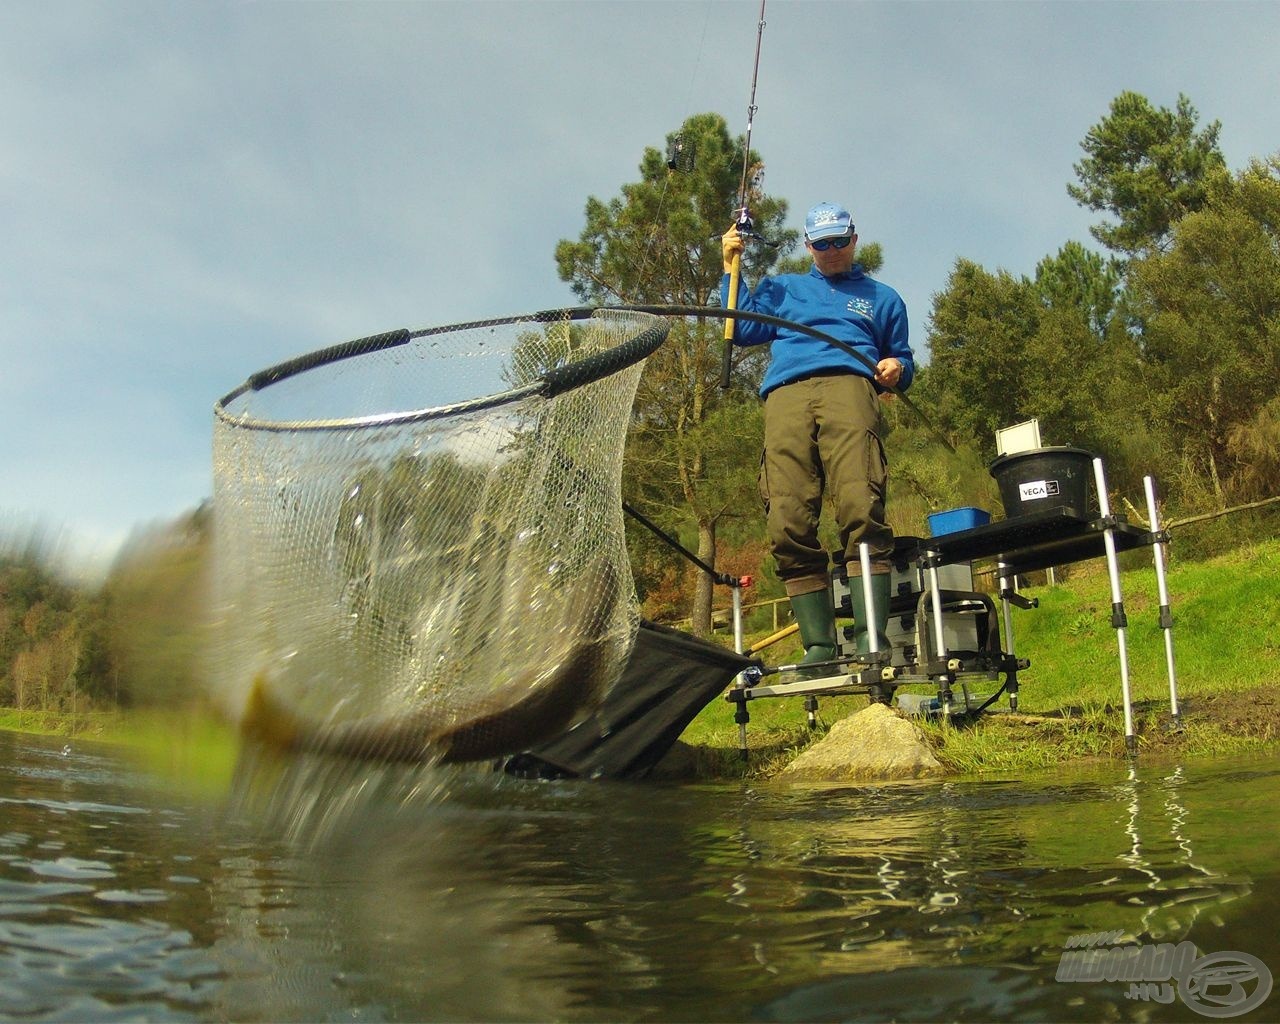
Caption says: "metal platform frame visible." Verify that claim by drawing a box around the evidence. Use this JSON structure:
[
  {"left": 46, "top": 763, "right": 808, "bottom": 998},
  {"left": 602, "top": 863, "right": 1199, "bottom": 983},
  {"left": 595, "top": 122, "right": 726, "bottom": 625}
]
[{"left": 726, "top": 463, "right": 1181, "bottom": 757}]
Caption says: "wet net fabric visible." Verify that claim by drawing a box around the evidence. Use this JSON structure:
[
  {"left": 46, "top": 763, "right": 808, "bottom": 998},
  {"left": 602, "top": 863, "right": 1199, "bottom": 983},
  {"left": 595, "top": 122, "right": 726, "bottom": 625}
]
[{"left": 210, "top": 309, "right": 667, "bottom": 762}]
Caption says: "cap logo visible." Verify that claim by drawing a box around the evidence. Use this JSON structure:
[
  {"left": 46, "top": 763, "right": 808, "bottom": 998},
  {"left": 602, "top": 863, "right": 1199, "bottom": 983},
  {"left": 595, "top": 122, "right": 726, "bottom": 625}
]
[{"left": 812, "top": 210, "right": 841, "bottom": 227}]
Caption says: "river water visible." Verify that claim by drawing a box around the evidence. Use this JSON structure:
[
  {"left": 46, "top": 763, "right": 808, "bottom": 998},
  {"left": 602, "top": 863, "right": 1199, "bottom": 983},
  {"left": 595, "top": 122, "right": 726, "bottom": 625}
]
[{"left": 1, "top": 727, "right": 1276, "bottom": 1022}]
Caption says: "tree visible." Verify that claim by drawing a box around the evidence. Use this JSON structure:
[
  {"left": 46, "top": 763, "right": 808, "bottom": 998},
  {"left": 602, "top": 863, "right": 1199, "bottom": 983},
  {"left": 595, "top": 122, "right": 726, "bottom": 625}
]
[
  {"left": 1026, "top": 241, "right": 1161, "bottom": 489},
  {"left": 1068, "top": 91, "right": 1227, "bottom": 258},
  {"left": 920, "top": 258, "right": 1040, "bottom": 452},
  {"left": 1129, "top": 155, "right": 1280, "bottom": 505},
  {"left": 0, "top": 555, "right": 94, "bottom": 710},
  {"left": 1032, "top": 240, "right": 1122, "bottom": 341},
  {"left": 556, "top": 113, "right": 795, "bottom": 634},
  {"left": 1226, "top": 396, "right": 1280, "bottom": 502},
  {"left": 920, "top": 248, "right": 1154, "bottom": 495}
]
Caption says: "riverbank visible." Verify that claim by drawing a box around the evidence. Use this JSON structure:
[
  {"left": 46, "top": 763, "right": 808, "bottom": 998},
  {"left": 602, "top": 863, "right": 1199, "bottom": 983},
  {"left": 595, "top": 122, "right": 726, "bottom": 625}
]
[
  {"left": 675, "top": 535, "right": 1280, "bottom": 779},
  {"left": 5, "top": 537, "right": 1277, "bottom": 785},
  {"left": 665, "top": 681, "right": 1280, "bottom": 782},
  {"left": 5, "top": 678, "right": 1276, "bottom": 789}
]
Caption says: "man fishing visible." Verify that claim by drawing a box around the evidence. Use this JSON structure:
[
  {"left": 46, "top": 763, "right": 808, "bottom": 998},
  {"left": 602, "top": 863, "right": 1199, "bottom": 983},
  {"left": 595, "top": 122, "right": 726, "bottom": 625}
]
[{"left": 721, "top": 200, "right": 914, "bottom": 671}]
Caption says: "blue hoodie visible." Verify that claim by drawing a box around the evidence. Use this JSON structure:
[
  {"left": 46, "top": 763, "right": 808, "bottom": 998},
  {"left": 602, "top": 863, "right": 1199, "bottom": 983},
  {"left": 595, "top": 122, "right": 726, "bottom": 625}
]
[{"left": 721, "top": 265, "right": 913, "bottom": 398}]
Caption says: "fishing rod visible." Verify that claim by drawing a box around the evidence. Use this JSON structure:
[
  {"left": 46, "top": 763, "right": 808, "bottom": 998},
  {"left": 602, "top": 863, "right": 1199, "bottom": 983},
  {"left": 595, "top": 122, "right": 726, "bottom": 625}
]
[{"left": 721, "top": 0, "right": 769, "bottom": 390}]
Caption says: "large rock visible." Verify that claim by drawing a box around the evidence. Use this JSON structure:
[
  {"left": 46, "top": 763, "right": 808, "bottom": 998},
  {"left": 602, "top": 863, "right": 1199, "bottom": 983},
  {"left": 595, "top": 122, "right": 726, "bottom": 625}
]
[{"left": 778, "top": 702, "right": 947, "bottom": 782}]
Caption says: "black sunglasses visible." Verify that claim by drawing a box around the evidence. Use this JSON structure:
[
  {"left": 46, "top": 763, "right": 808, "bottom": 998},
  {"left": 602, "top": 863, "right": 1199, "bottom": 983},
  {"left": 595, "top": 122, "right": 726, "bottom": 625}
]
[{"left": 808, "top": 235, "right": 853, "bottom": 251}]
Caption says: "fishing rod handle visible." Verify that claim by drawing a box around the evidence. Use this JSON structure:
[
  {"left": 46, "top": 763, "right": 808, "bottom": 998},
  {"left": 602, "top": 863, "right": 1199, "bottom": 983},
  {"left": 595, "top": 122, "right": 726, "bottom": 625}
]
[
  {"left": 720, "top": 253, "right": 741, "bottom": 389},
  {"left": 723, "top": 253, "right": 742, "bottom": 343}
]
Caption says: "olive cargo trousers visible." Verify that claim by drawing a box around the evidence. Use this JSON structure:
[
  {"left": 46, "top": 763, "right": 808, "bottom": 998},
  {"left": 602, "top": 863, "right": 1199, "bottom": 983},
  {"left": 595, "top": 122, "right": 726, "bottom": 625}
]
[{"left": 759, "top": 372, "right": 892, "bottom": 597}]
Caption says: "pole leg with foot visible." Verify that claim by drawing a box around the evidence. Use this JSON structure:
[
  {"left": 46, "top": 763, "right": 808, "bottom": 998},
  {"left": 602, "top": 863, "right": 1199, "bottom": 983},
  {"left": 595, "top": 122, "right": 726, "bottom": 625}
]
[
  {"left": 731, "top": 688, "right": 751, "bottom": 762},
  {"left": 998, "top": 560, "right": 1020, "bottom": 711},
  {"left": 1144, "top": 475, "right": 1182, "bottom": 731},
  {"left": 922, "top": 549, "right": 955, "bottom": 720},
  {"left": 1093, "top": 458, "right": 1137, "bottom": 755}
]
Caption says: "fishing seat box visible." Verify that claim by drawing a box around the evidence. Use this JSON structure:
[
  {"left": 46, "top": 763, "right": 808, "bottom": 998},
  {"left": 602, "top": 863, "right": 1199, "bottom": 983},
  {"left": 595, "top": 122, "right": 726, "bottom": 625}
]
[{"left": 831, "top": 558, "right": 980, "bottom": 667}]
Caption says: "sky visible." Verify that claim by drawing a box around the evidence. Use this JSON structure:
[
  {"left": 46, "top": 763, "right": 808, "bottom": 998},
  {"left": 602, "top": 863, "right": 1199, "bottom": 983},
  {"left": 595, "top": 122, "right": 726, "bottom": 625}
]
[{"left": 3, "top": 0, "right": 1278, "bottom": 571}]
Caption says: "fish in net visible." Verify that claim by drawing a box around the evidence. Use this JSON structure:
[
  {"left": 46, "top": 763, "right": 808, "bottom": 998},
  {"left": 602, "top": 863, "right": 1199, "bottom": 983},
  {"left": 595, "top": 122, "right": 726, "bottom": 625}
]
[{"left": 209, "top": 308, "right": 669, "bottom": 763}]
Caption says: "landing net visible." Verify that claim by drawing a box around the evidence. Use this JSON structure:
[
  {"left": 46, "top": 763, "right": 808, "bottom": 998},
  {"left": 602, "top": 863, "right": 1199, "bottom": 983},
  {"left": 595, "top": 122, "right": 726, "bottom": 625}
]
[{"left": 210, "top": 308, "right": 668, "bottom": 763}]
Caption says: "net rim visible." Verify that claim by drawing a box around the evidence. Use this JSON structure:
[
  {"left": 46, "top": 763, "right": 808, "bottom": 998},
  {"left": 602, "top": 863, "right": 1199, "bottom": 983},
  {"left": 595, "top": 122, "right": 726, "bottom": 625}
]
[{"left": 213, "top": 307, "right": 668, "bottom": 434}]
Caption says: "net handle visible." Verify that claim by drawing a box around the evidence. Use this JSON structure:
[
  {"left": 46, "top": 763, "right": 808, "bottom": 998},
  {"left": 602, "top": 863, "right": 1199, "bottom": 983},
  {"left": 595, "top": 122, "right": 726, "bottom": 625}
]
[{"left": 250, "top": 329, "right": 413, "bottom": 392}]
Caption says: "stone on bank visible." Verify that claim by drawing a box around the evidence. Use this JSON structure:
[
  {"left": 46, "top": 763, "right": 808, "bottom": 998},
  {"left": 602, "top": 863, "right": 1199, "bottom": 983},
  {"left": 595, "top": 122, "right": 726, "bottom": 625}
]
[{"left": 778, "top": 702, "right": 946, "bottom": 782}]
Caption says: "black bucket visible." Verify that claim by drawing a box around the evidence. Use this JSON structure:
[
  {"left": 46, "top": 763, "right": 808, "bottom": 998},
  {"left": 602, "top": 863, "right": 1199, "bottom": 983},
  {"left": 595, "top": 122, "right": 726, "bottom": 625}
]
[{"left": 988, "top": 446, "right": 1097, "bottom": 519}]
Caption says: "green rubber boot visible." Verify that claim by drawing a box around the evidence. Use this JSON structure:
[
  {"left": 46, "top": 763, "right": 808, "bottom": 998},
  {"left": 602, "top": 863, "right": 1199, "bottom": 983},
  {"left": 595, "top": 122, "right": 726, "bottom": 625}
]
[
  {"left": 789, "top": 588, "right": 838, "bottom": 676},
  {"left": 848, "top": 572, "right": 892, "bottom": 657}
]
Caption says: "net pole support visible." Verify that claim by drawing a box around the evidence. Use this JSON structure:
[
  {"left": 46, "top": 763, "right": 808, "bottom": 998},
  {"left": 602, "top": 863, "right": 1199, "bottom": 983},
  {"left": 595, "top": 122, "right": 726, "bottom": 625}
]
[
  {"left": 1144, "top": 475, "right": 1181, "bottom": 728},
  {"left": 728, "top": 582, "right": 750, "bottom": 692}
]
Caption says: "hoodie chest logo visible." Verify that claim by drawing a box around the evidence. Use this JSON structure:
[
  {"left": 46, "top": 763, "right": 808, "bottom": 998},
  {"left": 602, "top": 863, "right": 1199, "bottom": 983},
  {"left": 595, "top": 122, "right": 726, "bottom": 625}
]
[{"left": 846, "top": 296, "right": 874, "bottom": 320}]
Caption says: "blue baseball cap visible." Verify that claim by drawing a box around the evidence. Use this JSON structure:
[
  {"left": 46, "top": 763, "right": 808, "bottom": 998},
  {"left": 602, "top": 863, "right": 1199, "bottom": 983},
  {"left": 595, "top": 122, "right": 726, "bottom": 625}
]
[{"left": 804, "top": 202, "right": 855, "bottom": 241}]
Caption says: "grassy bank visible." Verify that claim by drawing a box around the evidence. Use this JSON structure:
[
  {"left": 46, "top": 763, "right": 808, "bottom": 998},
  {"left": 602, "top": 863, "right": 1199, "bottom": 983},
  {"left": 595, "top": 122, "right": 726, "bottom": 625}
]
[
  {"left": 5, "top": 536, "right": 1276, "bottom": 785},
  {"left": 0, "top": 704, "right": 241, "bottom": 801},
  {"left": 0, "top": 708, "right": 120, "bottom": 738},
  {"left": 677, "top": 535, "right": 1280, "bottom": 778}
]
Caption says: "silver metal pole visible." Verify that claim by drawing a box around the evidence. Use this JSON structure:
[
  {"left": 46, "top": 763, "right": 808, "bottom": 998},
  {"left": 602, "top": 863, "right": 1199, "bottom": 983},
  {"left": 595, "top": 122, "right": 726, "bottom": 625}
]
[
  {"left": 1144, "top": 475, "right": 1181, "bottom": 726},
  {"left": 924, "top": 548, "right": 951, "bottom": 718},
  {"left": 858, "top": 542, "right": 879, "bottom": 656},
  {"left": 998, "top": 561, "right": 1017, "bottom": 658},
  {"left": 998, "top": 559, "right": 1019, "bottom": 711},
  {"left": 729, "top": 583, "right": 747, "bottom": 695},
  {"left": 732, "top": 584, "right": 744, "bottom": 656},
  {"left": 1093, "top": 458, "right": 1136, "bottom": 753},
  {"left": 927, "top": 558, "right": 948, "bottom": 662}
]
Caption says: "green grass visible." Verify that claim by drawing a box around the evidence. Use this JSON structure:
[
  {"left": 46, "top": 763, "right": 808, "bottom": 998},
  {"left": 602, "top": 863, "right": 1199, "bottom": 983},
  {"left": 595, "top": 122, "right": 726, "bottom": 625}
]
[
  {"left": 0, "top": 704, "right": 241, "bottom": 801},
  {"left": 94, "top": 707, "right": 242, "bottom": 801},
  {"left": 1006, "top": 541, "right": 1280, "bottom": 710},
  {"left": 0, "top": 707, "right": 121, "bottom": 738}
]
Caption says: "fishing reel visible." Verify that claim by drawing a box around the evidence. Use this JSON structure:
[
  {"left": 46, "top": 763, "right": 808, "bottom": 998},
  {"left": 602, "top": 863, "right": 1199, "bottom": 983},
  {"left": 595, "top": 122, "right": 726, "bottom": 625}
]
[{"left": 719, "top": 210, "right": 780, "bottom": 250}]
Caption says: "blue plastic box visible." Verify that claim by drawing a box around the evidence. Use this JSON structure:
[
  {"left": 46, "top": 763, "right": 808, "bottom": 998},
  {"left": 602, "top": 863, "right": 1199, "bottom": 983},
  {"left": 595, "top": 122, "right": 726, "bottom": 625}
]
[{"left": 927, "top": 507, "right": 991, "bottom": 536}]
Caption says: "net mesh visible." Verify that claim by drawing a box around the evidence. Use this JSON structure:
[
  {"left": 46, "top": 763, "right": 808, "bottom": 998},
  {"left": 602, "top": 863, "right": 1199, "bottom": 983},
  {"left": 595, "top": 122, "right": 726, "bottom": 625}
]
[{"left": 209, "top": 308, "right": 667, "bottom": 763}]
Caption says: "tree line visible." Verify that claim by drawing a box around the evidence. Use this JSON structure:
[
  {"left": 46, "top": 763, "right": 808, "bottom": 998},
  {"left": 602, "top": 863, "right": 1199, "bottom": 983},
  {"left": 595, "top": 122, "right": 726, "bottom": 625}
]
[{"left": 0, "top": 510, "right": 207, "bottom": 714}]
